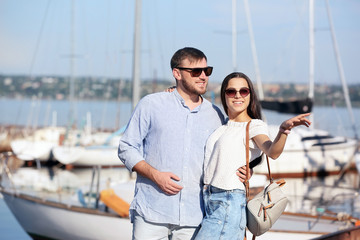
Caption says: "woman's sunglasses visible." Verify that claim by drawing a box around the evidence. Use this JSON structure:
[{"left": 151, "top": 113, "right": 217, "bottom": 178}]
[
  {"left": 225, "top": 87, "right": 250, "bottom": 98},
  {"left": 176, "top": 66, "right": 213, "bottom": 77}
]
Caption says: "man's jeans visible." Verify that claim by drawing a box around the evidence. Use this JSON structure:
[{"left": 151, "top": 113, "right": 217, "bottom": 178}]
[
  {"left": 195, "top": 185, "right": 246, "bottom": 240},
  {"left": 132, "top": 211, "right": 199, "bottom": 240}
]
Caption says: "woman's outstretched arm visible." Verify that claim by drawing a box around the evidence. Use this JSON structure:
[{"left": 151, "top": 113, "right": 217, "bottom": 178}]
[{"left": 253, "top": 113, "right": 311, "bottom": 159}]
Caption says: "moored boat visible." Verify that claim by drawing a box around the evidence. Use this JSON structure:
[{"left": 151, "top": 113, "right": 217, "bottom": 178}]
[
  {"left": 52, "top": 128, "right": 124, "bottom": 167},
  {"left": 10, "top": 127, "right": 66, "bottom": 161},
  {"left": 254, "top": 126, "right": 358, "bottom": 178},
  {"left": 52, "top": 144, "right": 122, "bottom": 167},
  {"left": 1, "top": 184, "right": 133, "bottom": 240}
]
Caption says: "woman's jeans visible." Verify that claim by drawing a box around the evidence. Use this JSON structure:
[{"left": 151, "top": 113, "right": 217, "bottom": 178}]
[{"left": 195, "top": 185, "right": 247, "bottom": 240}]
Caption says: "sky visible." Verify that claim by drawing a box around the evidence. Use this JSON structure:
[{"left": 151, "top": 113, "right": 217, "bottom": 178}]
[{"left": 0, "top": 0, "right": 359, "bottom": 86}]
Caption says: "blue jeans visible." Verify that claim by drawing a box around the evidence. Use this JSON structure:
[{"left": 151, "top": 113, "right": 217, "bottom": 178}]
[{"left": 195, "top": 185, "right": 246, "bottom": 240}]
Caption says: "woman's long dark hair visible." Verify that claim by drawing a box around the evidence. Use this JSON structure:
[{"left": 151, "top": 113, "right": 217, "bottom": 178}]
[{"left": 220, "top": 72, "right": 262, "bottom": 120}]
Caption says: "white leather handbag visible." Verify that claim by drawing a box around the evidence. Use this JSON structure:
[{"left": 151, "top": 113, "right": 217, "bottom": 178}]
[{"left": 244, "top": 121, "right": 288, "bottom": 239}]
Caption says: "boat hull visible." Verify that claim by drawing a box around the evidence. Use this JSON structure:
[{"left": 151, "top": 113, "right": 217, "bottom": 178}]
[
  {"left": 2, "top": 191, "right": 132, "bottom": 240},
  {"left": 11, "top": 140, "right": 56, "bottom": 161},
  {"left": 10, "top": 127, "right": 65, "bottom": 161},
  {"left": 52, "top": 145, "right": 123, "bottom": 166}
]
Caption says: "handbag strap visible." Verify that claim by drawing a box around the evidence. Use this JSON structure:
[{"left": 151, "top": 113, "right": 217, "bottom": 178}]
[
  {"left": 245, "top": 121, "right": 251, "bottom": 199},
  {"left": 265, "top": 155, "right": 273, "bottom": 184},
  {"left": 245, "top": 120, "right": 271, "bottom": 240}
]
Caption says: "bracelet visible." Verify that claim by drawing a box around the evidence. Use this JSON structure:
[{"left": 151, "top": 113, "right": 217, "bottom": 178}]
[{"left": 279, "top": 127, "right": 291, "bottom": 135}]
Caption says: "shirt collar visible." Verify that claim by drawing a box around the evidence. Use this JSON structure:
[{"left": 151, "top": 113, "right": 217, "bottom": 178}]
[{"left": 173, "top": 88, "right": 203, "bottom": 112}]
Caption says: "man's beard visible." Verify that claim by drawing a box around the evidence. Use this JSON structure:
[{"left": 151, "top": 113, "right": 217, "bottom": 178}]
[{"left": 182, "top": 79, "right": 207, "bottom": 95}]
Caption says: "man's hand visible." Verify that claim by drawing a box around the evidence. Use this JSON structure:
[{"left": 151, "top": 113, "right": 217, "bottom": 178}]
[
  {"left": 133, "top": 160, "right": 183, "bottom": 195},
  {"left": 236, "top": 165, "right": 253, "bottom": 183},
  {"left": 153, "top": 171, "right": 183, "bottom": 195}
]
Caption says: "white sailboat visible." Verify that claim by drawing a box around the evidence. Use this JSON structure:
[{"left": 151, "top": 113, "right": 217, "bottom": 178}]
[
  {"left": 241, "top": 0, "right": 359, "bottom": 177},
  {"left": 256, "top": 126, "right": 358, "bottom": 177},
  {"left": 52, "top": 144, "right": 120, "bottom": 166},
  {"left": 10, "top": 126, "right": 66, "bottom": 162},
  {"left": 52, "top": 127, "right": 125, "bottom": 167},
  {"left": 9, "top": 1, "right": 80, "bottom": 165},
  {"left": 49, "top": 0, "right": 137, "bottom": 168},
  {"left": 1, "top": 180, "right": 134, "bottom": 240}
]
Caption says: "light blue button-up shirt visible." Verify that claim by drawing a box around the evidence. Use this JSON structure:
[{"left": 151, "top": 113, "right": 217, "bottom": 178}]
[{"left": 118, "top": 89, "right": 224, "bottom": 226}]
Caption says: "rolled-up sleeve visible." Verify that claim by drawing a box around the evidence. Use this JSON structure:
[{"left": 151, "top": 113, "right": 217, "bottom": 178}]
[{"left": 118, "top": 97, "right": 150, "bottom": 171}]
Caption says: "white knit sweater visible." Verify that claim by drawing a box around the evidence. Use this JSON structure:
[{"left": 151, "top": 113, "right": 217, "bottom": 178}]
[{"left": 203, "top": 119, "right": 268, "bottom": 190}]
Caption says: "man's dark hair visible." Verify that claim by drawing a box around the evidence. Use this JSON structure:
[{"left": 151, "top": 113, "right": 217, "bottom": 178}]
[{"left": 170, "top": 47, "right": 207, "bottom": 69}]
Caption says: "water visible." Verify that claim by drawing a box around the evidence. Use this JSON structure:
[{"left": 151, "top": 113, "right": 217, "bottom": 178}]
[
  {"left": 0, "top": 98, "right": 133, "bottom": 131},
  {"left": 0, "top": 196, "right": 31, "bottom": 240},
  {"left": 1, "top": 98, "right": 360, "bottom": 138}
]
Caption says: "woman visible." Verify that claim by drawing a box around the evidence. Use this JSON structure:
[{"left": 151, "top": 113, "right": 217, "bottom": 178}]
[{"left": 195, "top": 72, "right": 311, "bottom": 240}]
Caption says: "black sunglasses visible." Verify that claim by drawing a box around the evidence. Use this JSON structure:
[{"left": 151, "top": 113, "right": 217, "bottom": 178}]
[
  {"left": 176, "top": 66, "right": 213, "bottom": 77},
  {"left": 225, "top": 87, "right": 250, "bottom": 98}
]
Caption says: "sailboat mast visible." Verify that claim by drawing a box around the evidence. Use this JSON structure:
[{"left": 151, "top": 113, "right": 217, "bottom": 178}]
[
  {"left": 308, "top": 0, "right": 315, "bottom": 100},
  {"left": 325, "top": 0, "right": 358, "bottom": 139},
  {"left": 69, "top": 0, "right": 76, "bottom": 124},
  {"left": 132, "top": 0, "right": 142, "bottom": 110},
  {"left": 308, "top": 0, "right": 315, "bottom": 128},
  {"left": 243, "top": 0, "right": 264, "bottom": 100},
  {"left": 232, "top": 0, "right": 237, "bottom": 72}
]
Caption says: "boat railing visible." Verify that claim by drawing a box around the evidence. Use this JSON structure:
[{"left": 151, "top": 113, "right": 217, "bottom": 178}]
[
  {"left": 0, "top": 152, "right": 18, "bottom": 195},
  {"left": 87, "top": 165, "right": 101, "bottom": 208}
]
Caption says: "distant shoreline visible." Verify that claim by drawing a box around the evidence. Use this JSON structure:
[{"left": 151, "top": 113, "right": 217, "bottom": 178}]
[
  {"left": 1, "top": 75, "right": 360, "bottom": 108},
  {"left": 1, "top": 96, "right": 359, "bottom": 108}
]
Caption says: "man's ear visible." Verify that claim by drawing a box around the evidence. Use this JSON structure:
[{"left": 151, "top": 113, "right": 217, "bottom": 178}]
[{"left": 172, "top": 68, "right": 181, "bottom": 81}]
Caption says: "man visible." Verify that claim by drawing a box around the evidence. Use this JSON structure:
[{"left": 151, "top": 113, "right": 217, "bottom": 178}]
[
  {"left": 118, "top": 47, "right": 224, "bottom": 239},
  {"left": 118, "top": 47, "right": 253, "bottom": 239}
]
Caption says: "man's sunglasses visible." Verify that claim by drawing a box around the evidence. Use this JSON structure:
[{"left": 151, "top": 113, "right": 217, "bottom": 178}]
[
  {"left": 225, "top": 87, "right": 250, "bottom": 98},
  {"left": 176, "top": 66, "right": 213, "bottom": 77}
]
